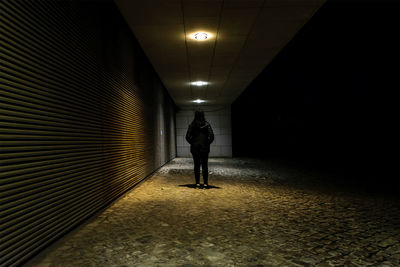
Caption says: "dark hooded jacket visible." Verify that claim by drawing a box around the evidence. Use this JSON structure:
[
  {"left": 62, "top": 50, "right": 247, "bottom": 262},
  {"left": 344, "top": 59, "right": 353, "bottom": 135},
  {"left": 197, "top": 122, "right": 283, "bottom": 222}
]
[{"left": 185, "top": 120, "right": 214, "bottom": 154}]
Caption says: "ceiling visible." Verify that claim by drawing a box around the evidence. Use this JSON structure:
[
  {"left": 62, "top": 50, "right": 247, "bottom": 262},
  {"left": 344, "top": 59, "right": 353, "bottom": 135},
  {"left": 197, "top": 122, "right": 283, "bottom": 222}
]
[{"left": 115, "top": 0, "right": 326, "bottom": 108}]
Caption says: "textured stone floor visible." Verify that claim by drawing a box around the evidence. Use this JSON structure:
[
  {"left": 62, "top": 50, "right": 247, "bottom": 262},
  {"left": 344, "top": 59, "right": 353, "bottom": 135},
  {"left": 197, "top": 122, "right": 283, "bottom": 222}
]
[{"left": 27, "top": 158, "right": 400, "bottom": 267}]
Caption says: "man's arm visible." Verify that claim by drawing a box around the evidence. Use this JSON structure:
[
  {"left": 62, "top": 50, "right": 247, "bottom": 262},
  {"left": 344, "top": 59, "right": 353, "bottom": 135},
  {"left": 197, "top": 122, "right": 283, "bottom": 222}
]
[
  {"left": 208, "top": 124, "right": 214, "bottom": 144},
  {"left": 185, "top": 125, "right": 193, "bottom": 144}
]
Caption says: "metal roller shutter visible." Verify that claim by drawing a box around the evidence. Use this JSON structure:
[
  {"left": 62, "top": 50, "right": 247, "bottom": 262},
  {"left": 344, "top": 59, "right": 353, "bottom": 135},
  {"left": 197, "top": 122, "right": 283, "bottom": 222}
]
[{"left": 0, "top": 1, "right": 176, "bottom": 265}]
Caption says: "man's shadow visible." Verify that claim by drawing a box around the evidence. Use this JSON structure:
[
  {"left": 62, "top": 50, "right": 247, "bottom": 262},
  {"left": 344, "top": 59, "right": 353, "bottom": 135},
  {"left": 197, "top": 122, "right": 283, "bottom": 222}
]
[{"left": 178, "top": 184, "right": 222, "bottom": 189}]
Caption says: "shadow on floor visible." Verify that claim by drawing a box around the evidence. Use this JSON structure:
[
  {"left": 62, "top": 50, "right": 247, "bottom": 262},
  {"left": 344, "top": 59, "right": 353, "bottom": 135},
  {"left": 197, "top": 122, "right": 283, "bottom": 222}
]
[{"left": 178, "top": 184, "right": 222, "bottom": 189}]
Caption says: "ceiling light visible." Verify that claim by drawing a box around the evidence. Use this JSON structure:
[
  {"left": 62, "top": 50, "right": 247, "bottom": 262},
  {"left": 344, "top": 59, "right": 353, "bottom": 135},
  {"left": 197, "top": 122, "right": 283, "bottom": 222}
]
[
  {"left": 189, "top": 32, "right": 212, "bottom": 41},
  {"left": 194, "top": 32, "right": 208, "bottom": 40},
  {"left": 192, "top": 99, "right": 206, "bottom": 104},
  {"left": 191, "top": 81, "right": 208, "bottom": 86}
]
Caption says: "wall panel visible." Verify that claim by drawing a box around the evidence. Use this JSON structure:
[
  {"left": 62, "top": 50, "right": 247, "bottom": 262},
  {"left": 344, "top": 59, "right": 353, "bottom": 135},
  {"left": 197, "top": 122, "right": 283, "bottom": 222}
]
[{"left": 0, "top": 1, "right": 176, "bottom": 266}]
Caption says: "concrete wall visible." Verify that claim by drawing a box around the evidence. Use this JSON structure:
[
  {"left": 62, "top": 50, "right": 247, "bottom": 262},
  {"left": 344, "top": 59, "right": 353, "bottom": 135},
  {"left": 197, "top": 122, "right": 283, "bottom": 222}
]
[
  {"left": 176, "top": 106, "right": 232, "bottom": 157},
  {"left": 232, "top": 1, "right": 398, "bottom": 191}
]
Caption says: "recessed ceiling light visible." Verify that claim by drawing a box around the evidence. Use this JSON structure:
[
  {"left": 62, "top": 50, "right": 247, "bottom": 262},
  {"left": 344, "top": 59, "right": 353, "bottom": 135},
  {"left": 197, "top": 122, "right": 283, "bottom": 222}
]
[
  {"left": 194, "top": 32, "right": 208, "bottom": 40},
  {"left": 192, "top": 99, "right": 206, "bottom": 103},
  {"left": 191, "top": 81, "right": 208, "bottom": 86},
  {"left": 189, "top": 32, "right": 212, "bottom": 41}
]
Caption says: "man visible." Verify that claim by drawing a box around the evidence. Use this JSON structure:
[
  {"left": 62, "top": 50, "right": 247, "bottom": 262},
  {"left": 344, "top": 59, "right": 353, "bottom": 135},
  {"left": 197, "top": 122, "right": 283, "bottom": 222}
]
[{"left": 185, "top": 111, "right": 214, "bottom": 189}]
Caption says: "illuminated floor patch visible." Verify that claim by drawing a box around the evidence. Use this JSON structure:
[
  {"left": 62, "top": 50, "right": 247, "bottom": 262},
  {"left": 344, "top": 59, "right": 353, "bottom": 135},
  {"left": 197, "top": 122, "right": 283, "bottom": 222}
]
[{"left": 28, "top": 158, "right": 400, "bottom": 266}]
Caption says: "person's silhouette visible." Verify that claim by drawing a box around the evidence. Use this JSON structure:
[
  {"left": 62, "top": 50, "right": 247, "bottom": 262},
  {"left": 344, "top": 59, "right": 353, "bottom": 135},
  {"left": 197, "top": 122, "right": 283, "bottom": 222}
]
[{"left": 185, "top": 111, "right": 214, "bottom": 188}]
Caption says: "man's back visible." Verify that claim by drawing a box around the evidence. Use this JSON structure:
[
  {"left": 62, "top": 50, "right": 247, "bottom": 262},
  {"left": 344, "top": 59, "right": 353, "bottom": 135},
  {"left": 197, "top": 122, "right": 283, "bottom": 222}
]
[{"left": 186, "top": 121, "right": 214, "bottom": 154}]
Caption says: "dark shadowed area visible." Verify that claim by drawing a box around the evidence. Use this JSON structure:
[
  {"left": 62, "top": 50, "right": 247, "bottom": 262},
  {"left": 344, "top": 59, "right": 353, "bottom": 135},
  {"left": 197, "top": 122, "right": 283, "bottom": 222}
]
[{"left": 232, "top": 0, "right": 399, "bottom": 193}]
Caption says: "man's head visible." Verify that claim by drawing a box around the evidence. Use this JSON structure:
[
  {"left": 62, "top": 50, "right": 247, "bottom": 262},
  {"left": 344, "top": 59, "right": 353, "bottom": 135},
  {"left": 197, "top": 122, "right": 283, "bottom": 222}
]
[{"left": 194, "top": 110, "right": 205, "bottom": 121}]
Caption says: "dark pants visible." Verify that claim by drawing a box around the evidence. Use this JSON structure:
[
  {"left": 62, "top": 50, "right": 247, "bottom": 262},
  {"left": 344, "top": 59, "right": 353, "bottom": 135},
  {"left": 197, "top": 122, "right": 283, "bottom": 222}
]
[{"left": 192, "top": 152, "right": 209, "bottom": 185}]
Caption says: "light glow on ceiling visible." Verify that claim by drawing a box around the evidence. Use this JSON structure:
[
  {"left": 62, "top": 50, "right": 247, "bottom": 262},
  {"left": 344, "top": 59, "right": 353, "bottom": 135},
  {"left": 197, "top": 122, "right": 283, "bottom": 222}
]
[
  {"left": 194, "top": 32, "right": 208, "bottom": 40},
  {"left": 192, "top": 99, "right": 206, "bottom": 104},
  {"left": 191, "top": 81, "right": 208, "bottom": 86},
  {"left": 189, "top": 32, "right": 212, "bottom": 41}
]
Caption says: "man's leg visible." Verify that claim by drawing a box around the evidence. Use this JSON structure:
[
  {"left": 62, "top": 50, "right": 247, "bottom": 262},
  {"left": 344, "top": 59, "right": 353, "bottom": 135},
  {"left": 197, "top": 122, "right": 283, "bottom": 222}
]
[
  {"left": 192, "top": 153, "right": 201, "bottom": 185},
  {"left": 201, "top": 152, "right": 209, "bottom": 185}
]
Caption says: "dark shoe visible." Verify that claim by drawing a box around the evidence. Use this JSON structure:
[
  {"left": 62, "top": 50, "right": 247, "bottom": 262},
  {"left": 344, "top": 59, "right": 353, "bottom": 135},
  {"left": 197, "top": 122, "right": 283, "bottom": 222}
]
[
  {"left": 203, "top": 184, "right": 209, "bottom": 189},
  {"left": 195, "top": 184, "right": 201, "bottom": 189}
]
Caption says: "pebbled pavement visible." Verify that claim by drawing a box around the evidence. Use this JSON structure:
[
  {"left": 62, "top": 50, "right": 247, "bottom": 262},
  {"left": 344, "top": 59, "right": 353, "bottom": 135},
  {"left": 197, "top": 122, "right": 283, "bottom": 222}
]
[{"left": 28, "top": 158, "right": 400, "bottom": 267}]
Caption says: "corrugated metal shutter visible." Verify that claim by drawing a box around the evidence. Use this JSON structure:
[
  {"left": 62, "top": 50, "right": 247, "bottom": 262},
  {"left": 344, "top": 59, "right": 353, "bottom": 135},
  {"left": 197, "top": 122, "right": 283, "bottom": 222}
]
[{"left": 0, "top": 1, "right": 176, "bottom": 266}]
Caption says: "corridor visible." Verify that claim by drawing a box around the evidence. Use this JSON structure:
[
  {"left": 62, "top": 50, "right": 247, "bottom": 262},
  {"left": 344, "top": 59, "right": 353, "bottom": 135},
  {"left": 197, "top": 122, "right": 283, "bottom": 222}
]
[
  {"left": 28, "top": 158, "right": 400, "bottom": 267},
  {"left": 2, "top": 0, "right": 400, "bottom": 265}
]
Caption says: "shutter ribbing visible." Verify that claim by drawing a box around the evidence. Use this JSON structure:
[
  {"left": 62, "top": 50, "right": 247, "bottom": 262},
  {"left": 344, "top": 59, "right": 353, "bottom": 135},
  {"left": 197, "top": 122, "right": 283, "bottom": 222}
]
[{"left": 0, "top": 1, "right": 176, "bottom": 266}]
